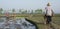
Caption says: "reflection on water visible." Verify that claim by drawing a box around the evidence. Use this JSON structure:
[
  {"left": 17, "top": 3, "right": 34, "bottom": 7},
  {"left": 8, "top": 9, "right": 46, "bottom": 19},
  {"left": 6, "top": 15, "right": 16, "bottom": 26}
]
[{"left": 0, "top": 17, "right": 36, "bottom": 29}]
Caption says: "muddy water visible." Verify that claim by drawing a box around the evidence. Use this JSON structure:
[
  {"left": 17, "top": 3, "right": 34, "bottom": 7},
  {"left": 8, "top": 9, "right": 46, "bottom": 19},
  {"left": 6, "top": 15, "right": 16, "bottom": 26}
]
[
  {"left": 0, "top": 18, "right": 36, "bottom": 29},
  {"left": 15, "top": 18, "right": 36, "bottom": 29}
]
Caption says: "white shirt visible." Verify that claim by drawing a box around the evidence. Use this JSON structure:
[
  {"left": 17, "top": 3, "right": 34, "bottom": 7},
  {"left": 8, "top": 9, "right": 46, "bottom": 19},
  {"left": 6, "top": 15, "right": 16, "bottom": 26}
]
[{"left": 45, "top": 6, "right": 52, "bottom": 16}]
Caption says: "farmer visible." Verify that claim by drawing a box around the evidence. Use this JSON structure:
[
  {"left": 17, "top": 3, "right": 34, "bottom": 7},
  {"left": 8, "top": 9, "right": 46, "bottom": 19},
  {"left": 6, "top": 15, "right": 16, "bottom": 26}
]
[{"left": 44, "top": 3, "right": 54, "bottom": 24}]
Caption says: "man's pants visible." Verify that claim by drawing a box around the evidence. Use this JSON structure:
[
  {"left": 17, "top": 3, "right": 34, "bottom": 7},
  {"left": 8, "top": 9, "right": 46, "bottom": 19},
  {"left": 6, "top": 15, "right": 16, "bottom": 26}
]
[{"left": 46, "top": 16, "right": 52, "bottom": 24}]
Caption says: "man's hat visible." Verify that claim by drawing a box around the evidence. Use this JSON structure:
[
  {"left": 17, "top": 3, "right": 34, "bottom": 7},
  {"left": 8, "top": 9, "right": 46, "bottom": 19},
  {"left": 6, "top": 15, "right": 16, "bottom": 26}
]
[{"left": 47, "top": 2, "right": 51, "bottom": 6}]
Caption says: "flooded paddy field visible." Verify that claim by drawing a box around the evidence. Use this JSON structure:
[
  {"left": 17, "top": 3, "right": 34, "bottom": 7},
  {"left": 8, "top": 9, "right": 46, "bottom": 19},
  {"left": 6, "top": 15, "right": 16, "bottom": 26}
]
[{"left": 0, "top": 14, "right": 60, "bottom": 29}]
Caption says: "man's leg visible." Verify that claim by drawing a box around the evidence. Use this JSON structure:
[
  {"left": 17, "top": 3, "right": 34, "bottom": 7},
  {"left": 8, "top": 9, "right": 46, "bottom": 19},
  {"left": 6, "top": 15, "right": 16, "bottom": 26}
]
[
  {"left": 44, "top": 15, "right": 47, "bottom": 24},
  {"left": 49, "top": 16, "right": 52, "bottom": 24},
  {"left": 46, "top": 16, "right": 52, "bottom": 24},
  {"left": 46, "top": 16, "right": 52, "bottom": 29}
]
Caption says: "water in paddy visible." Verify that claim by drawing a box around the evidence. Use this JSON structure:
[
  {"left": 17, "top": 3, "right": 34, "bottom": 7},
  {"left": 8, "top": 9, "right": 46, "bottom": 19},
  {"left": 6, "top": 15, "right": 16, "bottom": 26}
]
[{"left": 0, "top": 17, "right": 36, "bottom": 29}]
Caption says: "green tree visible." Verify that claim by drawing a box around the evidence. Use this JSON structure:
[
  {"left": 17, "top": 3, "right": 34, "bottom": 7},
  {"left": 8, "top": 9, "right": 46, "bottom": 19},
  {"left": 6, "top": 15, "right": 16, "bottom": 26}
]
[
  {"left": 35, "top": 9, "right": 42, "bottom": 14},
  {"left": 21, "top": 10, "right": 27, "bottom": 14},
  {"left": 12, "top": 9, "right": 15, "bottom": 13},
  {"left": 19, "top": 9, "right": 22, "bottom": 14},
  {"left": 31, "top": 10, "right": 33, "bottom": 14},
  {"left": 19, "top": 10, "right": 21, "bottom": 12},
  {"left": 12, "top": 9, "right": 16, "bottom": 17},
  {"left": 24, "top": 10, "right": 27, "bottom": 14},
  {"left": 27, "top": 10, "right": 30, "bottom": 14},
  {"left": 0, "top": 8, "right": 3, "bottom": 14}
]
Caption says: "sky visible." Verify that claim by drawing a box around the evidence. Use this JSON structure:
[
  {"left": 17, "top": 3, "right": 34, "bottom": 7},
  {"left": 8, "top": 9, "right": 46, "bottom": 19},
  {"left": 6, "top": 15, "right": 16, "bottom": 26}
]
[{"left": 0, "top": 0, "right": 60, "bottom": 13}]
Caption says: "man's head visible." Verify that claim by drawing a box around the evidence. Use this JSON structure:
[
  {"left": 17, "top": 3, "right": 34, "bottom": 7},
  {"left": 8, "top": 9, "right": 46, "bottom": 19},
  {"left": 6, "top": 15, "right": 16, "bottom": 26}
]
[{"left": 47, "top": 3, "right": 51, "bottom": 6}]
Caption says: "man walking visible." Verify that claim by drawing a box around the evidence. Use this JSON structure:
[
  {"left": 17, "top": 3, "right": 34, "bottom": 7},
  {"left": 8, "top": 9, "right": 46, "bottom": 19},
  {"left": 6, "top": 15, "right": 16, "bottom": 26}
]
[{"left": 44, "top": 3, "right": 54, "bottom": 24}]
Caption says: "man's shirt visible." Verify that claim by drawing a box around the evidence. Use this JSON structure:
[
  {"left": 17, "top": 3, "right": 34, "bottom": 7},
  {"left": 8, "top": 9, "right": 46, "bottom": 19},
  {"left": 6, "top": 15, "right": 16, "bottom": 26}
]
[{"left": 45, "top": 6, "right": 53, "bottom": 16}]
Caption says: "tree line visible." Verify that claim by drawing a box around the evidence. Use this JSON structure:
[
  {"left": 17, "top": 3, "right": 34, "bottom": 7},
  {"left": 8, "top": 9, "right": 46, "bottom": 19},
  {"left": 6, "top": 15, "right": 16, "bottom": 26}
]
[{"left": 0, "top": 8, "right": 42, "bottom": 14}]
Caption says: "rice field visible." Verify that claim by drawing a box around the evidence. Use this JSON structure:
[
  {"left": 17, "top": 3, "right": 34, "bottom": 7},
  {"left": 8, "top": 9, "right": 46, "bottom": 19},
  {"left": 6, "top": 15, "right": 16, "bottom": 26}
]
[
  {"left": 18, "top": 14, "right": 60, "bottom": 29},
  {"left": 0, "top": 14, "right": 60, "bottom": 29}
]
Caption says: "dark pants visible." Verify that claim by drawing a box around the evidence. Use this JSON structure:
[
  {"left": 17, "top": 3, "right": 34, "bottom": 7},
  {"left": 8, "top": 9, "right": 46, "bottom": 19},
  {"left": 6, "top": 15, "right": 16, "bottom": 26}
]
[{"left": 46, "top": 16, "right": 52, "bottom": 24}]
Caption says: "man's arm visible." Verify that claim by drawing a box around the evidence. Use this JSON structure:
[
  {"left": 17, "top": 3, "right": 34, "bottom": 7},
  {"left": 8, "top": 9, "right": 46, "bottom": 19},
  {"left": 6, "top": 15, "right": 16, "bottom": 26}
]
[{"left": 51, "top": 9, "right": 54, "bottom": 16}]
